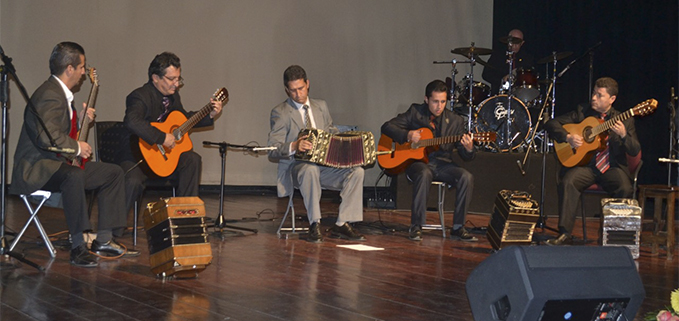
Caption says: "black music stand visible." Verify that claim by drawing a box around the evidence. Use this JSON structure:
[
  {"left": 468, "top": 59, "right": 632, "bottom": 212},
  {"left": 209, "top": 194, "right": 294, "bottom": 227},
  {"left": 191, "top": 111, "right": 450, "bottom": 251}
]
[{"left": 203, "top": 141, "right": 258, "bottom": 238}]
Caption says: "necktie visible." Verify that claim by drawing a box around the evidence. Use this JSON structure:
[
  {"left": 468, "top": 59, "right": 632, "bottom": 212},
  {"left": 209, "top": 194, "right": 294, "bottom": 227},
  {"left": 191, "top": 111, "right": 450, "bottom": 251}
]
[
  {"left": 157, "top": 96, "right": 171, "bottom": 121},
  {"left": 303, "top": 105, "right": 312, "bottom": 129},
  {"left": 68, "top": 101, "right": 78, "bottom": 139},
  {"left": 595, "top": 113, "right": 610, "bottom": 174},
  {"left": 429, "top": 115, "right": 436, "bottom": 130}
]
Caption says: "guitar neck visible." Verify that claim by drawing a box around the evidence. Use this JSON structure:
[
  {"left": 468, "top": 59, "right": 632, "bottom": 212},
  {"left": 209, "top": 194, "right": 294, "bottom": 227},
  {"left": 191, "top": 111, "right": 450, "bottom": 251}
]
[
  {"left": 77, "top": 81, "right": 99, "bottom": 143},
  {"left": 592, "top": 109, "right": 635, "bottom": 136},
  {"left": 177, "top": 101, "right": 213, "bottom": 135},
  {"left": 419, "top": 135, "right": 463, "bottom": 147}
]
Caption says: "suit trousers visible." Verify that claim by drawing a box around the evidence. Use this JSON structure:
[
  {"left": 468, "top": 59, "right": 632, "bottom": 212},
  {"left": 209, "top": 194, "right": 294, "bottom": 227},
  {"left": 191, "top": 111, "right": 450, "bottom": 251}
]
[
  {"left": 291, "top": 161, "right": 364, "bottom": 223},
  {"left": 557, "top": 166, "right": 632, "bottom": 234},
  {"left": 405, "top": 159, "right": 473, "bottom": 227},
  {"left": 120, "top": 151, "right": 201, "bottom": 212},
  {"left": 41, "top": 161, "right": 126, "bottom": 235}
]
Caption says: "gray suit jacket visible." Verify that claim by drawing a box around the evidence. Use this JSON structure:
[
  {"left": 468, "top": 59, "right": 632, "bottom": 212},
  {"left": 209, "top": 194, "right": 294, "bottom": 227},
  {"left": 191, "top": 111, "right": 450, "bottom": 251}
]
[
  {"left": 10, "top": 76, "right": 79, "bottom": 195},
  {"left": 267, "top": 97, "right": 338, "bottom": 197}
]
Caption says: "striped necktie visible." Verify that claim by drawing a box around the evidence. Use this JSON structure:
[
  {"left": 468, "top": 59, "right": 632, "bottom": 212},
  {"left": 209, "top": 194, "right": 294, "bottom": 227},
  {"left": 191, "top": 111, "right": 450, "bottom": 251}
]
[
  {"left": 303, "top": 105, "right": 312, "bottom": 129},
  {"left": 157, "top": 96, "right": 171, "bottom": 121},
  {"left": 595, "top": 113, "right": 610, "bottom": 173}
]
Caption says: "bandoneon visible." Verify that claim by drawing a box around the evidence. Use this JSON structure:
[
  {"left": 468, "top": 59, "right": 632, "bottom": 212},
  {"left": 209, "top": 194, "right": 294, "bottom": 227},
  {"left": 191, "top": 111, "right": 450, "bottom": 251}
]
[
  {"left": 143, "top": 197, "right": 212, "bottom": 278},
  {"left": 487, "top": 190, "right": 540, "bottom": 250},
  {"left": 601, "top": 198, "right": 641, "bottom": 259},
  {"left": 294, "top": 128, "right": 376, "bottom": 168}
]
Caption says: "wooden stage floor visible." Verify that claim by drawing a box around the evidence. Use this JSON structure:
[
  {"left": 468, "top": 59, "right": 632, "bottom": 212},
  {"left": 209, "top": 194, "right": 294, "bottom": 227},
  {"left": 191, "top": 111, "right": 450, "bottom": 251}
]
[{"left": 0, "top": 191, "right": 676, "bottom": 320}]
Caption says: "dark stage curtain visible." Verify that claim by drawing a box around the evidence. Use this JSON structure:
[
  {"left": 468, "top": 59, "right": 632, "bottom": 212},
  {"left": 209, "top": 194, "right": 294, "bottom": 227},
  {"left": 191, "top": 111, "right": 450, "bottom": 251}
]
[{"left": 490, "top": 0, "right": 678, "bottom": 185}]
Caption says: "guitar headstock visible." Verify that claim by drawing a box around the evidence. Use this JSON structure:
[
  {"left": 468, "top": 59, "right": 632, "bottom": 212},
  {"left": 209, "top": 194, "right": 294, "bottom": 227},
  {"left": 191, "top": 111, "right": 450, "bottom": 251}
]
[
  {"left": 213, "top": 87, "right": 229, "bottom": 104},
  {"left": 88, "top": 67, "right": 98, "bottom": 86},
  {"left": 473, "top": 132, "right": 497, "bottom": 144},
  {"left": 632, "top": 98, "right": 658, "bottom": 117}
]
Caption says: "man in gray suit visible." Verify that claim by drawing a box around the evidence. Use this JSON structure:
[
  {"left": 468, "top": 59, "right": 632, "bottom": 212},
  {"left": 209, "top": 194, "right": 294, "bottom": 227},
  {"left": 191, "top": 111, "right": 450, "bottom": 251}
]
[
  {"left": 10, "top": 42, "right": 138, "bottom": 267},
  {"left": 268, "top": 65, "right": 365, "bottom": 243}
]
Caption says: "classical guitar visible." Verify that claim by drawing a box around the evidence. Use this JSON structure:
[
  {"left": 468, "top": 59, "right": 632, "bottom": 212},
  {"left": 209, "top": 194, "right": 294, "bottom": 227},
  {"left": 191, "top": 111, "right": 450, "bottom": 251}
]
[
  {"left": 377, "top": 127, "right": 496, "bottom": 175},
  {"left": 139, "top": 87, "right": 229, "bottom": 177},
  {"left": 554, "top": 98, "right": 657, "bottom": 167},
  {"left": 71, "top": 67, "right": 98, "bottom": 169}
]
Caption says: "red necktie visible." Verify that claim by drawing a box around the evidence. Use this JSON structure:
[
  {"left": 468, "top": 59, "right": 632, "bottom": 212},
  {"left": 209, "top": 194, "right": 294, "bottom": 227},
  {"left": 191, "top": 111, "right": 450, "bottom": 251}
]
[
  {"left": 429, "top": 115, "right": 436, "bottom": 130},
  {"left": 595, "top": 113, "right": 610, "bottom": 173}
]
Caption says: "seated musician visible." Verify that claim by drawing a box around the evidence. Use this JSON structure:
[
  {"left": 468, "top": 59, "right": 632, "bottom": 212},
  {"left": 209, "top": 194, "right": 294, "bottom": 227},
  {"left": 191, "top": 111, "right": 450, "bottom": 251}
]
[
  {"left": 267, "top": 65, "right": 366, "bottom": 243},
  {"left": 381, "top": 80, "right": 477, "bottom": 242},
  {"left": 121, "top": 52, "right": 223, "bottom": 227},
  {"left": 544, "top": 77, "right": 640, "bottom": 245},
  {"left": 482, "top": 29, "right": 535, "bottom": 95},
  {"left": 10, "top": 42, "right": 139, "bottom": 268}
]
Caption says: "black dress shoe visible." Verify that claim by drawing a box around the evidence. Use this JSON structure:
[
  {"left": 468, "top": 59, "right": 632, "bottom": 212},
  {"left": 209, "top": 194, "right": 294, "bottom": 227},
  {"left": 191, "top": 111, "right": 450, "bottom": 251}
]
[
  {"left": 450, "top": 227, "right": 478, "bottom": 242},
  {"left": 307, "top": 222, "right": 323, "bottom": 243},
  {"left": 91, "top": 239, "right": 141, "bottom": 257},
  {"left": 408, "top": 225, "right": 422, "bottom": 241},
  {"left": 330, "top": 223, "right": 367, "bottom": 241},
  {"left": 70, "top": 244, "right": 98, "bottom": 268},
  {"left": 545, "top": 233, "right": 573, "bottom": 246}
]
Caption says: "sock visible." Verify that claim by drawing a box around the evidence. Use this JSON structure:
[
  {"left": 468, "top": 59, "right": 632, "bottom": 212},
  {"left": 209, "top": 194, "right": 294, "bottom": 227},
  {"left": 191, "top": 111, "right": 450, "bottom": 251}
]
[
  {"left": 336, "top": 221, "right": 345, "bottom": 227},
  {"left": 453, "top": 224, "right": 462, "bottom": 230}
]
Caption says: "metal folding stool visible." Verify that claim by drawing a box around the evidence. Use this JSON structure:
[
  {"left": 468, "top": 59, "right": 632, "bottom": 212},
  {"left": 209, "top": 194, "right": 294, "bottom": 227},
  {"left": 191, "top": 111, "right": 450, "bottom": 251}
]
[{"left": 10, "top": 190, "right": 57, "bottom": 257}]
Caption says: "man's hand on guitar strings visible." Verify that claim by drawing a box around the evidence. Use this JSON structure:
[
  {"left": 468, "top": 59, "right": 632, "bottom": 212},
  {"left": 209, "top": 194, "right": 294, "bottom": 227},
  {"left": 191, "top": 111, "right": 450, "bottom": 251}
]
[
  {"left": 610, "top": 120, "right": 626, "bottom": 138},
  {"left": 209, "top": 98, "right": 223, "bottom": 118}
]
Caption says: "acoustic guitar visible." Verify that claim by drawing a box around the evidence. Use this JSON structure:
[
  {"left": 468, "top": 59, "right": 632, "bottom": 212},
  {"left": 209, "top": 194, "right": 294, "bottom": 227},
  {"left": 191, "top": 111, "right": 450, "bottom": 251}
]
[
  {"left": 139, "top": 87, "right": 229, "bottom": 177},
  {"left": 377, "top": 127, "right": 496, "bottom": 175},
  {"left": 554, "top": 99, "right": 657, "bottom": 167},
  {"left": 71, "top": 67, "right": 98, "bottom": 169}
]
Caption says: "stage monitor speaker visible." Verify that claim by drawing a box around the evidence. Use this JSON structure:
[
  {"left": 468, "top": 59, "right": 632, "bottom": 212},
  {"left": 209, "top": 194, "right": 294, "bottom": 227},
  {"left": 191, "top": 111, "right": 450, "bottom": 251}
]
[{"left": 466, "top": 246, "right": 645, "bottom": 321}]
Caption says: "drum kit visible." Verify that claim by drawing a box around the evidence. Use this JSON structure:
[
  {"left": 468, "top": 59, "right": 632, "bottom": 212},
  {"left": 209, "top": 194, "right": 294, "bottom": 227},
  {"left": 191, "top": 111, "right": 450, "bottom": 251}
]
[{"left": 435, "top": 37, "right": 572, "bottom": 153}]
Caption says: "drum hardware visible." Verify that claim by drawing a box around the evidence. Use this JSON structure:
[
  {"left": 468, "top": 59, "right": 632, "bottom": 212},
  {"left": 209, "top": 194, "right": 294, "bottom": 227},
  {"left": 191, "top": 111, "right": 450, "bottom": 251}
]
[
  {"left": 536, "top": 51, "right": 572, "bottom": 65},
  {"left": 449, "top": 42, "right": 491, "bottom": 132},
  {"left": 475, "top": 95, "right": 530, "bottom": 152}
]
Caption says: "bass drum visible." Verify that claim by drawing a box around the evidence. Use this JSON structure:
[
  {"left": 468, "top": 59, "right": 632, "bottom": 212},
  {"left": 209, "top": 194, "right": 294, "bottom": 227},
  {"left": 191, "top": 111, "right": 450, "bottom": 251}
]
[{"left": 475, "top": 95, "right": 531, "bottom": 152}]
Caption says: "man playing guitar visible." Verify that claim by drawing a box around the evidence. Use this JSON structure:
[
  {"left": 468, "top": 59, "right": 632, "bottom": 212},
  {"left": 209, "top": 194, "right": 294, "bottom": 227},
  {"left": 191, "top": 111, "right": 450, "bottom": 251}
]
[
  {"left": 381, "top": 80, "right": 477, "bottom": 242},
  {"left": 544, "top": 77, "right": 641, "bottom": 246},
  {"left": 122, "top": 52, "right": 223, "bottom": 221}
]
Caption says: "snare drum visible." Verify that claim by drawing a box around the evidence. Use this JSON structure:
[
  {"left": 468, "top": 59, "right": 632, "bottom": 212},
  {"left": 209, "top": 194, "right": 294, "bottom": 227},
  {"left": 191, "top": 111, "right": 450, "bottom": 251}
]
[
  {"left": 455, "top": 76, "right": 491, "bottom": 106},
  {"left": 475, "top": 95, "right": 531, "bottom": 152},
  {"left": 512, "top": 68, "right": 540, "bottom": 104}
]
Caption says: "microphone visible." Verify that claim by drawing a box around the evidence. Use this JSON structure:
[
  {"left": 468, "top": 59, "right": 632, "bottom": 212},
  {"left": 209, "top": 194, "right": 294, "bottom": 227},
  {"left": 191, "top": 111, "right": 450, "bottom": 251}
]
[
  {"left": 44, "top": 146, "right": 76, "bottom": 154},
  {"left": 516, "top": 159, "right": 526, "bottom": 176},
  {"left": 252, "top": 146, "right": 277, "bottom": 151}
]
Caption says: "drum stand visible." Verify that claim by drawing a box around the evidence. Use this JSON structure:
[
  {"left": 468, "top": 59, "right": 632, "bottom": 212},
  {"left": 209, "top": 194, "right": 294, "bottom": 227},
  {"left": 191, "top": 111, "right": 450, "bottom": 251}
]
[
  {"left": 203, "top": 141, "right": 259, "bottom": 238},
  {"left": 503, "top": 42, "right": 520, "bottom": 152}
]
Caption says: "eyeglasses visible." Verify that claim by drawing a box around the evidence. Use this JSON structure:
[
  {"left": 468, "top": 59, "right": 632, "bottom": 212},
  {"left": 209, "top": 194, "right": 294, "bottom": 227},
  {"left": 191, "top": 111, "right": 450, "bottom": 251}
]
[{"left": 163, "top": 75, "right": 184, "bottom": 86}]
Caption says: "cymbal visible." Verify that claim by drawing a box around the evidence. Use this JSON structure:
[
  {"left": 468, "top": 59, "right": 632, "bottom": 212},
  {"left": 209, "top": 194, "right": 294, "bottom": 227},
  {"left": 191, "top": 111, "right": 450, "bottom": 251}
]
[
  {"left": 451, "top": 46, "right": 492, "bottom": 57},
  {"left": 475, "top": 56, "right": 493, "bottom": 69},
  {"left": 537, "top": 51, "right": 573, "bottom": 64},
  {"left": 499, "top": 36, "right": 524, "bottom": 44}
]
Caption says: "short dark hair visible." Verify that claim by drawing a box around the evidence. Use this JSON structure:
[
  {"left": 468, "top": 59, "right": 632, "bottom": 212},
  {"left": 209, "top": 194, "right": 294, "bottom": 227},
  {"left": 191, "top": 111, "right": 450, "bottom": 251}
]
[
  {"left": 595, "top": 77, "right": 618, "bottom": 97},
  {"left": 148, "top": 52, "right": 181, "bottom": 82},
  {"left": 425, "top": 79, "right": 449, "bottom": 98},
  {"left": 49, "top": 42, "right": 85, "bottom": 76},
  {"left": 283, "top": 65, "right": 307, "bottom": 87}
]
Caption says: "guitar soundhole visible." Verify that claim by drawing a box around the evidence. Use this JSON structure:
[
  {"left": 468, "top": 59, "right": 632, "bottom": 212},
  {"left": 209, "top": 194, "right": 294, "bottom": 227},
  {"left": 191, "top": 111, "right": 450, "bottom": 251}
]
[{"left": 583, "top": 127, "right": 595, "bottom": 143}]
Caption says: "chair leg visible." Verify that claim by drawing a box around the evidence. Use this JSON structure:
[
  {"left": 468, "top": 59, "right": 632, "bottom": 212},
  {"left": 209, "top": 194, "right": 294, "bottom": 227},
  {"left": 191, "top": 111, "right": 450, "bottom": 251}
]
[
  {"left": 11, "top": 195, "right": 57, "bottom": 258},
  {"left": 133, "top": 200, "right": 139, "bottom": 246},
  {"left": 438, "top": 183, "right": 446, "bottom": 238},
  {"left": 277, "top": 193, "right": 308, "bottom": 238},
  {"left": 580, "top": 194, "right": 587, "bottom": 242}
]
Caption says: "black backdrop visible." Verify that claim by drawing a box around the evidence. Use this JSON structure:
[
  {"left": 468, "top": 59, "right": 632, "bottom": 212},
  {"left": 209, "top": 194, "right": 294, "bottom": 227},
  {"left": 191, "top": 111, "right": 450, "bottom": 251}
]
[{"left": 490, "top": 0, "right": 679, "bottom": 185}]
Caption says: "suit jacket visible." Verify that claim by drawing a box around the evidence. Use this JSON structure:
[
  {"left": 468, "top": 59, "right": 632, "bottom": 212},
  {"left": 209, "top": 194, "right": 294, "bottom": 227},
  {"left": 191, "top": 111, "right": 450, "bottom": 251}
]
[
  {"left": 381, "top": 103, "right": 475, "bottom": 163},
  {"left": 544, "top": 104, "right": 641, "bottom": 178},
  {"left": 267, "top": 97, "right": 338, "bottom": 197},
  {"left": 122, "top": 81, "right": 214, "bottom": 163},
  {"left": 11, "top": 76, "right": 80, "bottom": 195}
]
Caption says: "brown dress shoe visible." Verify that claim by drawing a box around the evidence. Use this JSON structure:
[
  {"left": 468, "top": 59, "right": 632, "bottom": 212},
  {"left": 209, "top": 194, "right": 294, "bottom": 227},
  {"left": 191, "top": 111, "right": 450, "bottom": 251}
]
[{"left": 545, "top": 233, "right": 573, "bottom": 246}]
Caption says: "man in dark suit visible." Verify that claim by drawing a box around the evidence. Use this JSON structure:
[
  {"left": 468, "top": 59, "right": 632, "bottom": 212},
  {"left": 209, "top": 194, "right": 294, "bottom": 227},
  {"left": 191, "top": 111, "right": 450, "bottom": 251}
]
[
  {"left": 268, "top": 65, "right": 365, "bottom": 243},
  {"left": 122, "top": 52, "right": 223, "bottom": 218},
  {"left": 381, "top": 80, "right": 477, "bottom": 241},
  {"left": 482, "top": 29, "right": 536, "bottom": 96},
  {"left": 544, "top": 77, "right": 640, "bottom": 245},
  {"left": 11, "top": 42, "right": 139, "bottom": 267}
]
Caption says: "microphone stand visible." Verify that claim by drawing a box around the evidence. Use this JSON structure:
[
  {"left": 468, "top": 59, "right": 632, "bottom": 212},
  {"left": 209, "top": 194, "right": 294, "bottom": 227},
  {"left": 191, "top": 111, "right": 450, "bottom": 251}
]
[
  {"left": 0, "top": 47, "right": 44, "bottom": 271},
  {"left": 203, "top": 141, "right": 259, "bottom": 238}
]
